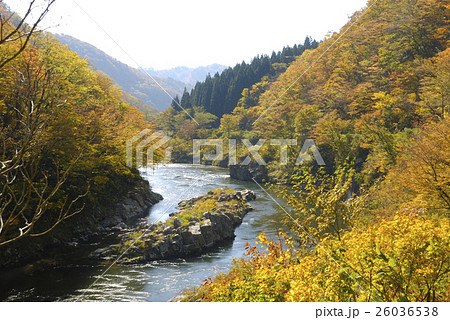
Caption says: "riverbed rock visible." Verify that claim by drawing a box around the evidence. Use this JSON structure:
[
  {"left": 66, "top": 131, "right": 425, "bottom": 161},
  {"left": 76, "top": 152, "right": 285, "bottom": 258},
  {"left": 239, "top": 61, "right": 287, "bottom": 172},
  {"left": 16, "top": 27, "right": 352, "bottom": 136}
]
[
  {"left": 96, "top": 189, "right": 256, "bottom": 263},
  {"left": 229, "top": 160, "right": 268, "bottom": 182},
  {"left": 172, "top": 218, "right": 182, "bottom": 229}
]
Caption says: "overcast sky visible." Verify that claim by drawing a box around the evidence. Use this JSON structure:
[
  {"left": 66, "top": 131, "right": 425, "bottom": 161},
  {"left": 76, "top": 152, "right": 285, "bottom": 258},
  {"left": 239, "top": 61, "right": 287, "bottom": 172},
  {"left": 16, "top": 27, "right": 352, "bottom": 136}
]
[{"left": 7, "top": 0, "right": 368, "bottom": 70}]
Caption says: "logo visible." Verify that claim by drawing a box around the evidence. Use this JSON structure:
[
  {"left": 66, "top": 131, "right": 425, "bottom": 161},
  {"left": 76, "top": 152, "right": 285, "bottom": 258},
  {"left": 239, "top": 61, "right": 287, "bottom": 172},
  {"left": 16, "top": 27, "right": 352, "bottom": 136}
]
[
  {"left": 126, "top": 130, "right": 172, "bottom": 168},
  {"left": 125, "top": 132, "right": 325, "bottom": 167},
  {"left": 193, "top": 138, "right": 325, "bottom": 166}
]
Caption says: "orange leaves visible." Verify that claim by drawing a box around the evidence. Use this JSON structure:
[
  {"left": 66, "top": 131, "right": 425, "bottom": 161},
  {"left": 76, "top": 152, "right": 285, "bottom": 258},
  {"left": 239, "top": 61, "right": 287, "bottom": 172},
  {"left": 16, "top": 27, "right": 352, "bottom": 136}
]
[
  {"left": 248, "top": 0, "right": 448, "bottom": 161},
  {"left": 366, "top": 116, "right": 450, "bottom": 217}
]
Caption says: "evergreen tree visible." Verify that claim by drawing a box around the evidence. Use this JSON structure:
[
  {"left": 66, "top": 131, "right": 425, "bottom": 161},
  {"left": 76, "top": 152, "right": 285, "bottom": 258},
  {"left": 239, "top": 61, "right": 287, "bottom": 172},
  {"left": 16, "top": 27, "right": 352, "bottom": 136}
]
[
  {"left": 180, "top": 88, "right": 192, "bottom": 109},
  {"left": 171, "top": 95, "right": 180, "bottom": 109},
  {"left": 174, "top": 37, "right": 319, "bottom": 119}
]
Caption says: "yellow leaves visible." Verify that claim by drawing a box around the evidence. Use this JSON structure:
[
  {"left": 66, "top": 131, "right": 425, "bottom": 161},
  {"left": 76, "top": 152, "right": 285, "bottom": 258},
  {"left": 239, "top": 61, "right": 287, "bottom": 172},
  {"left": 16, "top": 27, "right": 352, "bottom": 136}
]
[
  {"left": 194, "top": 232, "right": 297, "bottom": 302},
  {"left": 419, "top": 48, "right": 450, "bottom": 119},
  {"left": 193, "top": 211, "right": 449, "bottom": 302},
  {"left": 372, "top": 92, "right": 394, "bottom": 110},
  {"left": 379, "top": 117, "right": 450, "bottom": 216},
  {"left": 218, "top": 113, "right": 240, "bottom": 139},
  {"left": 336, "top": 212, "right": 450, "bottom": 301},
  {"left": 256, "top": 232, "right": 270, "bottom": 246},
  {"left": 92, "top": 175, "right": 110, "bottom": 187},
  {"left": 174, "top": 0, "right": 450, "bottom": 303}
]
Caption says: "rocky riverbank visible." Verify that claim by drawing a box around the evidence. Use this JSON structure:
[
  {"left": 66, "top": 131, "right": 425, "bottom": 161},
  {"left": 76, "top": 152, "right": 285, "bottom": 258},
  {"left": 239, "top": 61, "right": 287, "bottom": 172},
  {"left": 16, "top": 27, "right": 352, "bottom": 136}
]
[
  {"left": 0, "top": 179, "right": 162, "bottom": 270},
  {"left": 92, "top": 188, "right": 256, "bottom": 263}
]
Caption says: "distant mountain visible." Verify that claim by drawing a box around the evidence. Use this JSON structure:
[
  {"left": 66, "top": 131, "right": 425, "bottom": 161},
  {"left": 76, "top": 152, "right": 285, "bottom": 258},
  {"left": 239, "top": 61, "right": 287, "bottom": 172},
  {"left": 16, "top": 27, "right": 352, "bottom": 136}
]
[
  {"left": 145, "top": 64, "right": 227, "bottom": 86},
  {"left": 54, "top": 34, "right": 187, "bottom": 112}
]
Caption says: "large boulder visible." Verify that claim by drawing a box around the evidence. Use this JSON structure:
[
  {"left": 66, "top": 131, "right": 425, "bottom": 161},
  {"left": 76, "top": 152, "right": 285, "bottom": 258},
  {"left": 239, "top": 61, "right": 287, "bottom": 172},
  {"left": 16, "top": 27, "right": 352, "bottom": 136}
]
[{"left": 229, "top": 161, "right": 268, "bottom": 182}]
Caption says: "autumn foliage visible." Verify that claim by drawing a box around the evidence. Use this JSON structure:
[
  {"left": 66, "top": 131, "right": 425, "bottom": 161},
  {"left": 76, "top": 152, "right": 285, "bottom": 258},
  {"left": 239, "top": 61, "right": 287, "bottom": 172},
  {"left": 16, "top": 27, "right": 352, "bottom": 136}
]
[
  {"left": 190, "top": 212, "right": 449, "bottom": 302},
  {"left": 0, "top": 7, "right": 156, "bottom": 245},
  {"left": 181, "top": 0, "right": 450, "bottom": 302}
]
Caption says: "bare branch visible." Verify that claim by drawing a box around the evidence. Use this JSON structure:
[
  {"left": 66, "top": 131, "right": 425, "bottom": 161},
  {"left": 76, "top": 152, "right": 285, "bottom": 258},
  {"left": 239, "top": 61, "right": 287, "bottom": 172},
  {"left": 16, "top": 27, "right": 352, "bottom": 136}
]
[{"left": 0, "top": 0, "right": 56, "bottom": 69}]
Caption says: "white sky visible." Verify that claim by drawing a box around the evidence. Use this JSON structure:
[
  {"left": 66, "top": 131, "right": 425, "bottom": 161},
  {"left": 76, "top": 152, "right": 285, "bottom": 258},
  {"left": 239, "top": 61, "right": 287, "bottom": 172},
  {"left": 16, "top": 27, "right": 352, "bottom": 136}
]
[{"left": 7, "top": 0, "right": 368, "bottom": 70}]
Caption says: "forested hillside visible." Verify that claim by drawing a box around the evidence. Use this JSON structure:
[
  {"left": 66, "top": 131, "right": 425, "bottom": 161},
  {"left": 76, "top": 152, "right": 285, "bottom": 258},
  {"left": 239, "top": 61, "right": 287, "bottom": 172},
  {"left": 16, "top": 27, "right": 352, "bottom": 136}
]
[
  {"left": 0, "top": 2, "right": 159, "bottom": 250},
  {"left": 177, "top": 0, "right": 450, "bottom": 301},
  {"left": 159, "top": 38, "right": 320, "bottom": 160},
  {"left": 55, "top": 34, "right": 186, "bottom": 112},
  {"left": 171, "top": 37, "right": 319, "bottom": 118},
  {"left": 163, "top": 0, "right": 449, "bottom": 181},
  {"left": 250, "top": 0, "right": 449, "bottom": 179}
]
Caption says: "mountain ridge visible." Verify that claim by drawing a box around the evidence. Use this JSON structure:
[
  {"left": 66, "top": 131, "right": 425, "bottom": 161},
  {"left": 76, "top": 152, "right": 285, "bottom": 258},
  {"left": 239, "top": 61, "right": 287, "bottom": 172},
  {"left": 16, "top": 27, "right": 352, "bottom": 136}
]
[
  {"left": 54, "top": 34, "right": 186, "bottom": 112},
  {"left": 144, "top": 64, "right": 227, "bottom": 86}
]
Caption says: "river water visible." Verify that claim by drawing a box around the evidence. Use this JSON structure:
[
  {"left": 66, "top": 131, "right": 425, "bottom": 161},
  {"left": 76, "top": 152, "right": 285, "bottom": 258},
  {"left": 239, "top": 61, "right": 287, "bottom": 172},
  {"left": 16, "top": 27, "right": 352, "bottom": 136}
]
[{"left": 1, "top": 164, "right": 287, "bottom": 301}]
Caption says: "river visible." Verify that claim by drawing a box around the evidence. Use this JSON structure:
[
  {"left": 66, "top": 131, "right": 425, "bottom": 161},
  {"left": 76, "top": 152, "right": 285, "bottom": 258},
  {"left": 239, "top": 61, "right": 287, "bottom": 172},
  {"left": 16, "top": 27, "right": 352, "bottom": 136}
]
[{"left": 1, "top": 164, "right": 287, "bottom": 301}]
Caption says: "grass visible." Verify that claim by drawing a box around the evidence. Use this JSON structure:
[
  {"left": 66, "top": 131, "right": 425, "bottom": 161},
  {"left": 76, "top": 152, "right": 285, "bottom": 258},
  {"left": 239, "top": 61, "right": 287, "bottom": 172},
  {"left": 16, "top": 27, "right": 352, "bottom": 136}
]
[{"left": 166, "top": 188, "right": 241, "bottom": 229}]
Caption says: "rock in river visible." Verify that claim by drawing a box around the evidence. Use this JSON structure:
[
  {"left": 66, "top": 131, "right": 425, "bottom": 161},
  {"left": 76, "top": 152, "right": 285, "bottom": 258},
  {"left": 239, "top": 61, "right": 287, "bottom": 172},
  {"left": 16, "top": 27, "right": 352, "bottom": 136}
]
[{"left": 92, "top": 188, "right": 256, "bottom": 263}]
